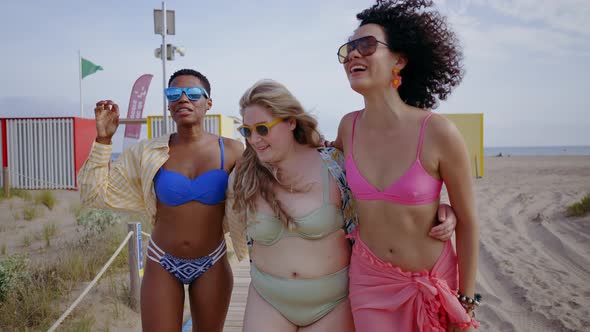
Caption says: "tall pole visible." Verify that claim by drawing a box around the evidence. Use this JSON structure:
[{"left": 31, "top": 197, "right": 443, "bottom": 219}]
[
  {"left": 127, "top": 223, "right": 142, "bottom": 311},
  {"left": 161, "top": 1, "right": 168, "bottom": 134},
  {"left": 79, "top": 50, "right": 83, "bottom": 118}
]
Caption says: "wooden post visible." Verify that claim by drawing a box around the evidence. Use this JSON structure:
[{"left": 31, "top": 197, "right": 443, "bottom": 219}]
[
  {"left": 127, "top": 222, "right": 143, "bottom": 311},
  {"left": 3, "top": 167, "right": 10, "bottom": 198},
  {"left": 474, "top": 154, "right": 480, "bottom": 179}
]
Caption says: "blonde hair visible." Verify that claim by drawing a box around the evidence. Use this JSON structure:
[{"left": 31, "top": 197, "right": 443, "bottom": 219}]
[{"left": 232, "top": 79, "right": 322, "bottom": 229}]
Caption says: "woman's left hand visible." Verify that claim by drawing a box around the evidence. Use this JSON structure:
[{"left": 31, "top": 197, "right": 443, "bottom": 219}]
[{"left": 429, "top": 203, "right": 457, "bottom": 241}]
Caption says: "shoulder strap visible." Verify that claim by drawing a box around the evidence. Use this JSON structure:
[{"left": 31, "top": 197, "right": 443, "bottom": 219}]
[
  {"left": 350, "top": 111, "right": 361, "bottom": 155},
  {"left": 219, "top": 137, "right": 225, "bottom": 169},
  {"left": 320, "top": 160, "right": 331, "bottom": 202},
  {"left": 416, "top": 113, "right": 433, "bottom": 161}
]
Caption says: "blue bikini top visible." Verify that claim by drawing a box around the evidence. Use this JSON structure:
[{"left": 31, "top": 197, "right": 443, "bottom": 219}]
[{"left": 154, "top": 137, "right": 229, "bottom": 206}]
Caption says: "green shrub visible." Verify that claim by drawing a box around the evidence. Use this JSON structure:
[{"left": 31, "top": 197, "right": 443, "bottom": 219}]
[
  {"left": 0, "top": 254, "right": 30, "bottom": 302},
  {"left": 566, "top": 193, "right": 590, "bottom": 217},
  {"left": 76, "top": 209, "right": 121, "bottom": 234},
  {"left": 35, "top": 191, "right": 58, "bottom": 210}
]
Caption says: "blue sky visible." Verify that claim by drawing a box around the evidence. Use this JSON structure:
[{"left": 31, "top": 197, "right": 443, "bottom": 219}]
[{"left": 1, "top": 0, "right": 588, "bottom": 151}]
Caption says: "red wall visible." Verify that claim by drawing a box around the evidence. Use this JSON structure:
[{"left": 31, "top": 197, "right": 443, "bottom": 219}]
[{"left": 73, "top": 118, "right": 97, "bottom": 187}]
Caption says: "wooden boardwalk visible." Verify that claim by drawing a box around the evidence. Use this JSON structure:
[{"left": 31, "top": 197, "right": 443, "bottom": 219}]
[
  {"left": 223, "top": 259, "right": 250, "bottom": 332},
  {"left": 182, "top": 259, "right": 251, "bottom": 331}
]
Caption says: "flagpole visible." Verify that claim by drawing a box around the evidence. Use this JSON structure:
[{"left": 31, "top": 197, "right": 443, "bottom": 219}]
[
  {"left": 161, "top": 1, "right": 168, "bottom": 135},
  {"left": 79, "top": 50, "right": 83, "bottom": 118}
]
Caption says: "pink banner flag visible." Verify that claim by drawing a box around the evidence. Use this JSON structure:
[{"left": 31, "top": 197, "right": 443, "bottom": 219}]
[{"left": 124, "top": 74, "right": 153, "bottom": 140}]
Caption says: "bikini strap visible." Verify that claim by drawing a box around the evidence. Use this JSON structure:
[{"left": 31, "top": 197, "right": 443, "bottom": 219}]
[
  {"left": 321, "top": 159, "right": 331, "bottom": 203},
  {"left": 416, "top": 112, "right": 434, "bottom": 160},
  {"left": 350, "top": 111, "right": 361, "bottom": 155},
  {"left": 219, "top": 137, "right": 225, "bottom": 169}
]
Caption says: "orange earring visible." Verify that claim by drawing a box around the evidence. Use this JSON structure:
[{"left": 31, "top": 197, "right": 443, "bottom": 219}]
[{"left": 391, "top": 68, "right": 402, "bottom": 89}]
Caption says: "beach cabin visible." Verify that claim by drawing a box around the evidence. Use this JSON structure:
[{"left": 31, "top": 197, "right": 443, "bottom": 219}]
[
  {"left": 0, "top": 117, "right": 96, "bottom": 190},
  {"left": 0, "top": 115, "right": 239, "bottom": 190},
  {"left": 443, "top": 113, "right": 484, "bottom": 178}
]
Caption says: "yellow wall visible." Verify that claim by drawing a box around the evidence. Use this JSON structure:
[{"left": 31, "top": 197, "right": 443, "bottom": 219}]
[
  {"left": 219, "top": 114, "right": 237, "bottom": 139},
  {"left": 442, "top": 113, "right": 484, "bottom": 178}
]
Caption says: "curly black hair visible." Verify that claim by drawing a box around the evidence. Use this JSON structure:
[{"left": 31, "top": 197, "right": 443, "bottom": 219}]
[
  {"left": 357, "top": 0, "right": 464, "bottom": 109},
  {"left": 168, "top": 69, "right": 211, "bottom": 98}
]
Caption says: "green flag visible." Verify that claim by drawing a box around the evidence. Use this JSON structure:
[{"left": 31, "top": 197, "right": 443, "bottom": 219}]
[{"left": 81, "top": 57, "right": 103, "bottom": 79}]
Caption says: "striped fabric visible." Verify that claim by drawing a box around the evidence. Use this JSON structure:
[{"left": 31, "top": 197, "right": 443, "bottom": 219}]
[{"left": 77, "top": 134, "right": 172, "bottom": 220}]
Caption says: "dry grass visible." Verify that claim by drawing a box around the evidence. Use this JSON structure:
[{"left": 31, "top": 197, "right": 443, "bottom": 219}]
[
  {"left": 35, "top": 190, "right": 58, "bottom": 210},
  {"left": 8, "top": 189, "right": 33, "bottom": 202},
  {"left": 10, "top": 208, "right": 20, "bottom": 221},
  {"left": 43, "top": 222, "right": 58, "bottom": 247},
  {"left": 567, "top": 193, "right": 590, "bottom": 217},
  {"left": 63, "top": 314, "right": 95, "bottom": 332},
  {"left": 23, "top": 205, "right": 42, "bottom": 221},
  {"left": 22, "top": 234, "right": 31, "bottom": 247},
  {"left": 70, "top": 201, "right": 83, "bottom": 218},
  {"left": 0, "top": 222, "right": 130, "bottom": 330}
]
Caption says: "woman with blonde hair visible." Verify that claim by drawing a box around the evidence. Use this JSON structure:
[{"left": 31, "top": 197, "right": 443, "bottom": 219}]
[{"left": 225, "top": 79, "right": 457, "bottom": 331}]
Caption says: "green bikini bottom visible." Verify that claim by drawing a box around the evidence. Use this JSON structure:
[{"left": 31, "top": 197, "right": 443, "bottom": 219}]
[{"left": 250, "top": 263, "right": 349, "bottom": 327}]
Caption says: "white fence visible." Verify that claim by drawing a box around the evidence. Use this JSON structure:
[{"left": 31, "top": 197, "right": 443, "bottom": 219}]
[{"left": 4, "top": 118, "right": 76, "bottom": 189}]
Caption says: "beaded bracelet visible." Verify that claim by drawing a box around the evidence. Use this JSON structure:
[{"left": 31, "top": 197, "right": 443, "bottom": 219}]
[{"left": 457, "top": 292, "right": 482, "bottom": 313}]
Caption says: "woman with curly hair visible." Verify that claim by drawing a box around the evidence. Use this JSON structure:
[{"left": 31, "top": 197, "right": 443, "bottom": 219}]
[{"left": 332, "top": 0, "right": 480, "bottom": 330}]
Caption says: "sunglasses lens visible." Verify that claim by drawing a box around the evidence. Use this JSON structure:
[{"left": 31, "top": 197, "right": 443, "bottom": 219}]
[
  {"left": 338, "top": 40, "right": 357, "bottom": 64},
  {"left": 165, "top": 88, "right": 182, "bottom": 101},
  {"left": 256, "top": 125, "right": 269, "bottom": 136},
  {"left": 239, "top": 127, "right": 251, "bottom": 138},
  {"left": 186, "top": 87, "right": 203, "bottom": 101},
  {"left": 337, "top": 36, "right": 380, "bottom": 63},
  {"left": 358, "top": 36, "right": 377, "bottom": 56}
]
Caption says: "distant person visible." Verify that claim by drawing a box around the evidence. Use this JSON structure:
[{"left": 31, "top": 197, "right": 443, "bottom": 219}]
[
  {"left": 78, "top": 69, "right": 244, "bottom": 331},
  {"left": 225, "top": 79, "right": 458, "bottom": 331},
  {"left": 331, "top": 0, "right": 480, "bottom": 330}
]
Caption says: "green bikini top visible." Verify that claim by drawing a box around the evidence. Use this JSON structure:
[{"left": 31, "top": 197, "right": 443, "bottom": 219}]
[{"left": 247, "top": 161, "right": 345, "bottom": 246}]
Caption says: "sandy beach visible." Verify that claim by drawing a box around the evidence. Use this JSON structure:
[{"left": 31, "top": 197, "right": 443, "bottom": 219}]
[
  {"left": 1, "top": 155, "right": 589, "bottom": 331},
  {"left": 468, "top": 156, "right": 590, "bottom": 332}
]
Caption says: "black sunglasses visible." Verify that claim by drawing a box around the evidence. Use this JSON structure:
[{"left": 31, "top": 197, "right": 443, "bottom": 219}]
[{"left": 337, "top": 36, "right": 389, "bottom": 64}]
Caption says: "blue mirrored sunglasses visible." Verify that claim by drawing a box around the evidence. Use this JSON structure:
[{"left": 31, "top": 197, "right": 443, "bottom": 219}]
[{"left": 165, "top": 86, "right": 210, "bottom": 102}]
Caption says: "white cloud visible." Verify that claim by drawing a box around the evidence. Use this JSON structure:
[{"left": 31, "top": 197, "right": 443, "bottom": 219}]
[
  {"left": 473, "top": 0, "right": 590, "bottom": 37},
  {"left": 439, "top": 0, "right": 590, "bottom": 63}
]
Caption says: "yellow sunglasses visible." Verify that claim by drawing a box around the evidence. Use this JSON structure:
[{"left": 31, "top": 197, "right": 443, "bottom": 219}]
[{"left": 238, "top": 118, "right": 282, "bottom": 138}]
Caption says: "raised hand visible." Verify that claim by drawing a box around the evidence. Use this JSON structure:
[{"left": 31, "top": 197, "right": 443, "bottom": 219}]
[{"left": 94, "top": 100, "right": 120, "bottom": 144}]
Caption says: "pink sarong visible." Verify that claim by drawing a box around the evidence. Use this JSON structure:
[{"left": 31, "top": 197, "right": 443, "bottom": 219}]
[{"left": 348, "top": 229, "right": 478, "bottom": 331}]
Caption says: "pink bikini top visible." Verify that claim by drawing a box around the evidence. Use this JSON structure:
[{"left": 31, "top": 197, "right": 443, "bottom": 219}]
[{"left": 345, "top": 111, "right": 443, "bottom": 205}]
